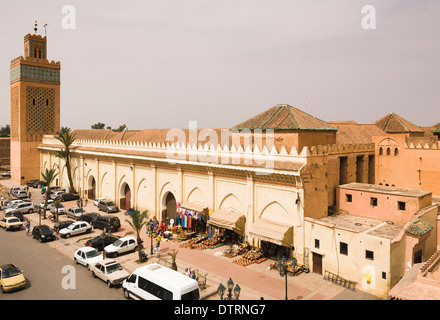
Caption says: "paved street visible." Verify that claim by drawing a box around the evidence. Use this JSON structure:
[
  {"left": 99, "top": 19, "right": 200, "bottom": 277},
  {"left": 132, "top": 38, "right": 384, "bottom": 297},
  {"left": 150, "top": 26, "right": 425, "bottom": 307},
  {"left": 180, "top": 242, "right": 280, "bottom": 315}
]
[
  {"left": 0, "top": 178, "right": 380, "bottom": 301},
  {"left": 0, "top": 225, "right": 124, "bottom": 300}
]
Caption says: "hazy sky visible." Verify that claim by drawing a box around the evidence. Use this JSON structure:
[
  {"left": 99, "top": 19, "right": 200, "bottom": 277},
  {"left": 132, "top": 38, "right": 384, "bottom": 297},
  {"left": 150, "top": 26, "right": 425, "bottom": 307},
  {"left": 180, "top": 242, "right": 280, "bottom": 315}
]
[{"left": 1, "top": 0, "right": 439, "bottom": 130}]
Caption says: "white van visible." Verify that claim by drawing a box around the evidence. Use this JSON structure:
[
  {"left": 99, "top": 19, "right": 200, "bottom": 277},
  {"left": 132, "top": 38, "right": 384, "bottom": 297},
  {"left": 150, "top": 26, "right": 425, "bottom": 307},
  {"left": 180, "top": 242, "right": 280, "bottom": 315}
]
[{"left": 122, "top": 264, "right": 200, "bottom": 300}]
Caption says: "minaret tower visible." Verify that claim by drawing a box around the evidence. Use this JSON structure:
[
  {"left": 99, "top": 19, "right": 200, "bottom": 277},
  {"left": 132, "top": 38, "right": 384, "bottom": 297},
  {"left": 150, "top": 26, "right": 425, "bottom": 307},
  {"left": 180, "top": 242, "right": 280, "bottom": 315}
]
[{"left": 10, "top": 21, "right": 61, "bottom": 184}]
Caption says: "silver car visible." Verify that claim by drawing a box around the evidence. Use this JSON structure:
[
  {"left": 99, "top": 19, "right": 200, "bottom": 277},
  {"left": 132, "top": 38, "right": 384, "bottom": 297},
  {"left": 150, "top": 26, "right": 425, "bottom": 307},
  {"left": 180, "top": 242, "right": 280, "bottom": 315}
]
[
  {"left": 49, "top": 203, "right": 65, "bottom": 215},
  {"left": 66, "top": 207, "right": 85, "bottom": 220},
  {"left": 4, "top": 202, "right": 35, "bottom": 214}
]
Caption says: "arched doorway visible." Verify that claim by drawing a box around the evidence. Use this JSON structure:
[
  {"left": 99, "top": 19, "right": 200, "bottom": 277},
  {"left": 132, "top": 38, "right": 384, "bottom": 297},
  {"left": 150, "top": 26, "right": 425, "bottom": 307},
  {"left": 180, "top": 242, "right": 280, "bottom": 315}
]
[
  {"left": 87, "top": 176, "right": 96, "bottom": 200},
  {"left": 162, "top": 192, "right": 177, "bottom": 222},
  {"left": 120, "top": 183, "right": 131, "bottom": 210}
]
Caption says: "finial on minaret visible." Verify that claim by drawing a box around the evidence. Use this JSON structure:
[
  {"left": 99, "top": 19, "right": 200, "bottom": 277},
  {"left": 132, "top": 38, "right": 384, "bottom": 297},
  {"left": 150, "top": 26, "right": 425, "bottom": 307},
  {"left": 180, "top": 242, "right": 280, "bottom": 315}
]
[{"left": 34, "top": 21, "right": 38, "bottom": 33}]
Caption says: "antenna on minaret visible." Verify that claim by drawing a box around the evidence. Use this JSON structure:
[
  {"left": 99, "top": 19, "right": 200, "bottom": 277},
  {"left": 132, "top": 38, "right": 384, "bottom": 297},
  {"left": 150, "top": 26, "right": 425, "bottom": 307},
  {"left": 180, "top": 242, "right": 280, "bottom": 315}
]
[{"left": 43, "top": 24, "right": 48, "bottom": 37}]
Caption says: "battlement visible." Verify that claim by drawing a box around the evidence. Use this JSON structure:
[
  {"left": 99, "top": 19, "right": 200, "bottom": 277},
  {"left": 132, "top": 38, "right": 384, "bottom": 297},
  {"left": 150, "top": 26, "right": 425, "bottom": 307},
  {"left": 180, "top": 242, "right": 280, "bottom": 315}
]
[
  {"left": 40, "top": 135, "right": 375, "bottom": 173},
  {"left": 405, "top": 141, "right": 440, "bottom": 150}
]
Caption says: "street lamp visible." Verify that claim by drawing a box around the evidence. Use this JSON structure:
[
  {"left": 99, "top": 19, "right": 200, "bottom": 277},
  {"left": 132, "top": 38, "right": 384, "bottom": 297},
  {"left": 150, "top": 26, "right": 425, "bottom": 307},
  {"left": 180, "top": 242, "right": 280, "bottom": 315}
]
[
  {"left": 277, "top": 257, "right": 295, "bottom": 300},
  {"left": 217, "top": 278, "right": 241, "bottom": 300},
  {"left": 37, "top": 205, "right": 42, "bottom": 226}
]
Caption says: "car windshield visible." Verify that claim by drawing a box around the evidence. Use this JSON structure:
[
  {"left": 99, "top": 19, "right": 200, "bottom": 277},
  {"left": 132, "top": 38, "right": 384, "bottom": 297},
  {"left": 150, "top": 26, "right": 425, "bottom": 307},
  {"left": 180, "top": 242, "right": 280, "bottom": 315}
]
[
  {"left": 2, "top": 265, "right": 22, "bottom": 278},
  {"left": 85, "top": 250, "right": 100, "bottom": 258},
  {"left": 106, "top": 263, "right": 122, "bottom": 273},
  {"left": 67, "top": 224, "right": 76, "bottom": 230},
  {"left": 112, "top": 239, "right": 123, "bottom": 247},
  {"left": 8, "top": 218, "right": 20, "bottom": 223},
  {"left": 40, "top": 226, "right": 52, "bottom": 232},
  {"left": 105, "top": 202, "right": 116, "bottom": 206}
]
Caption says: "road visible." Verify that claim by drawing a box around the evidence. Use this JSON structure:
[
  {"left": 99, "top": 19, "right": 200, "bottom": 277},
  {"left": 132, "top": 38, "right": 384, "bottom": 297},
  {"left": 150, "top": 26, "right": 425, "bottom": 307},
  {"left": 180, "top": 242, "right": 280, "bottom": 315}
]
[{"left": 0, "top": 226, "right": 125, "bottom": 300}]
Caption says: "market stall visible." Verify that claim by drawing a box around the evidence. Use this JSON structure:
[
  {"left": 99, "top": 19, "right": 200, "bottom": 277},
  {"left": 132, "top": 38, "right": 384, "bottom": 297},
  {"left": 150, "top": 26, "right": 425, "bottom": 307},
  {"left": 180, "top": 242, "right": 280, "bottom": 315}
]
[
  {"left": 207, "top": 209, "right": 246, "bottom": 244},
  {"left": 248, "top": 218, "right": 294, "bottom": 260},
  {"left": 176, "top": 202, "right": 208, "bottom": 236}
]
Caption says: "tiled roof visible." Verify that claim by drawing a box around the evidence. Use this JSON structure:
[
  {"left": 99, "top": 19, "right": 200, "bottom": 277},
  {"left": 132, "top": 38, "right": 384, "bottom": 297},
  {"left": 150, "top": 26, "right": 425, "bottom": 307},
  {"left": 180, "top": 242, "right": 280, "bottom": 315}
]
[
  {"left": 406, "top": 219, "right": 433, "bottom": 237},
  {"left": 374, "top": 113, "right": 424, "bottom": 133},
  {"left": 231, "top": 104, "right": 337, "bottom": 131},
  {"left": 329, "top": 123, "right": 387, "bottom": 144}
]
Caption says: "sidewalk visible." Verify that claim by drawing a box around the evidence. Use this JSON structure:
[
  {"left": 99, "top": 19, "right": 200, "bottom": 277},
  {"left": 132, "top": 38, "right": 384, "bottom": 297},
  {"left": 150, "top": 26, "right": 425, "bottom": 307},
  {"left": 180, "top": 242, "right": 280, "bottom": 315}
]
[{"left": 0, "top": 178, "right": 379, "bottom": 300}]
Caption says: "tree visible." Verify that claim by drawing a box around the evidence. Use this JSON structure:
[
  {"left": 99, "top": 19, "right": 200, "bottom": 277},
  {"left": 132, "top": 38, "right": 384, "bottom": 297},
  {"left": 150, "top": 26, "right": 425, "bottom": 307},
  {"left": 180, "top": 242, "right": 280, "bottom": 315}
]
[
  {"left": 0, "top": 125, "right": 10, "bottom": 137},
  {"left": 114, "top": 124, "right": 127, "bottom": 132},
  {"left": 125, "top": 209, "right": 149, "bottom": 262},
  {"left": 168, "top": 250, "right": 178, "bottom": 271},
  {"left": 41, "top": 168, "right": 59, "bottom": 220},
  {"left": 53, "top": 196, "right": 63, "bottom": 222},
  {"left": 55, "top": 127, "right": 77, "bottom": 194},
  {"left": 91, "top": 122, "right": 106, "bottom": 129}
]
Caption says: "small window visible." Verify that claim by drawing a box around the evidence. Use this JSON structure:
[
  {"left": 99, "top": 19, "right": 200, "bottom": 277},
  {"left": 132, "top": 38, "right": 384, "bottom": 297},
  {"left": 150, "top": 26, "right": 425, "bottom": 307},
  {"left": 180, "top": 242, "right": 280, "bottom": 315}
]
[
  {"left": 32, "top": 98, "right": 36, "bottom": 105},
  {"left": 46, "top": 99, "right": 49, "bottom": 106},
  {"left": 315, "top": 239, "right": 320, "bottom": 249},
  {"left": 386, "top": 148, "right": 391, "bottom": 156},
  {"left": 379, "top": 147, "right": 383, "bottom": 155},
  {"left": 394, "top": 148, "right": 399, "bottom": 156},
  {"left": 382, "top": 272, "right": 386, "bottom": 280},
  {"left": 370, "top": 197, "right": 378, "bottom": 207},
  {"left": 346, "top": 194, "right": 352, "bottom": 203},
  {"left": 366, "top": 250, "right": 374, "bottom": 260},
  {"left": 340, "top": 242, "right": 348, "bottom": 255},
  {"left": 398, "top": 201, "right": 406, "bottom": 211}
]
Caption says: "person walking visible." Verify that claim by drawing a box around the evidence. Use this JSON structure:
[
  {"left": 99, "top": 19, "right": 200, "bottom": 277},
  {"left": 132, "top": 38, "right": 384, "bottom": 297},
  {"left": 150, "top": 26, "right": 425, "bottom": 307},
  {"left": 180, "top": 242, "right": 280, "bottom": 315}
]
[
  {"left": 1, "top": 195, "right": 3, "bottom": 209},
  {"left": 24, "top": 219, "right": 31, "bottom": 236},
  {"left": 155, "top": 234, "right": 161, "bottom": 253}
]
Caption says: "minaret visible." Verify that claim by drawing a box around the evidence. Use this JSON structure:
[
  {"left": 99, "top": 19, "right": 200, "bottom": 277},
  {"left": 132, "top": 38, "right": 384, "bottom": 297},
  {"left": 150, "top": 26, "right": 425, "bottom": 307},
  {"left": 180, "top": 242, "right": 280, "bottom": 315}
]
[{"left": 10, "top": 21, "right": 61, "bottom": 184}]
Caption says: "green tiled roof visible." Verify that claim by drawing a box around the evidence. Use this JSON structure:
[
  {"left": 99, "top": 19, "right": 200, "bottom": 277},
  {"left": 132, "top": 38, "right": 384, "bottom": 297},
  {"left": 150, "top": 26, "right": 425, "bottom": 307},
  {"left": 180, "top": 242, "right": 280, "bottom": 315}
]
[
  {"left": 374, "top": 113, "right": 424, "bottom": 133},
  {"left": 406, "top": 219, "right": 433, "bottom": 237},
  {"left": 232, "top": 104, "right": 337, "bottom": 131},
  {"left": 432, "top": 127, "right": 440, "bottom": 134}
]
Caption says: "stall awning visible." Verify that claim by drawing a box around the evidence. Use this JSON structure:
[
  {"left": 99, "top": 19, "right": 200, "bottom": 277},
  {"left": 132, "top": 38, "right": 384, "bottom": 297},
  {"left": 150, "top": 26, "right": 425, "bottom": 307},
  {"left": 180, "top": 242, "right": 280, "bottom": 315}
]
[
  {"left": 207, "top": 210, "right": 246, "bottom": 235},
  {"left": 249, "top": 219, "right": 293, "bottom": 247},
  {"left": 178, "top": 202, "right": 208, "bottom": 221}
]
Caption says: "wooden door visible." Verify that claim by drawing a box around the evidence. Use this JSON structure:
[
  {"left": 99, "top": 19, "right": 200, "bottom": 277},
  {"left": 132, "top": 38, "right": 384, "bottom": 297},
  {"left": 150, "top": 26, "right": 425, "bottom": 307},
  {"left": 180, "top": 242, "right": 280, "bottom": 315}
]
[{"left": 313, "top": 252, "right": 323, "bottom": 275}]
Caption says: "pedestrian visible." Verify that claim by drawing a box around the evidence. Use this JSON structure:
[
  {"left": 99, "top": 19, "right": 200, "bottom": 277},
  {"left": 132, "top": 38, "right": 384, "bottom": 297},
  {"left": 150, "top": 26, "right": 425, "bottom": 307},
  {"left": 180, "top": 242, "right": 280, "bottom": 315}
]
[
  {"left": 24, "top": 219, "right": 30, "bottom": 236},
  {"left": 0, "top": 195, "right": 3, "bottom": 208},
  {"left": 28, "top": 191, "right": 32, "bottom": 199},
  {"left": 191, "top": 270, "right": 196, "bottom": 280},
  {"left": 155, "top": 234, "right": 161, "bottom": 253},
  {"left": 185, "top": 268, "right": 190, "bottom": 277}
]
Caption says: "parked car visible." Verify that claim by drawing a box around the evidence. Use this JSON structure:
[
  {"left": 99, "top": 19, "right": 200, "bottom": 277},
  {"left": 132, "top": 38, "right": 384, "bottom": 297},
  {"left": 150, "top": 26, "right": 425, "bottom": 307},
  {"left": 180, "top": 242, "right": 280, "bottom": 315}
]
[
  {"left": 92, "top": 215, "right": 121, "bottom": 233},
  {"left": 0, "top": 263, "right": 26, "bottom": 293},
  {"left": 4, "top": 202, "right": 35, "bottom": 215},
  {"left": 89, "top": 259, "right": 129, "bottom": 288},
  {"left": 41, "top": 186, "right": 62, "bottom": 195},
  {"left": 26, "top": 180, "right": 39, "bottom": 187},
  {"left": 97, "top": 200, "right": 119, "bottom": 213},
  {"left": 0, "top": 217, "right": 23, "bottom": 231},
  {"left": 14, "top": 190, "right": 29, "bottom": 199},
  {"left": 81, "top": 212, "right": 101, "bottom": 224},
  {"left": 50, "top": 190, "right": 65, "bottom": 200},
  {"left": 39, "top": 199, "right": 54, "bottom": 210},
  {"left": 94, "top": 198, "right": 106, "bottom": 206},
  {"left": 9, "top": 187, "right": 21, "bottom": 196},
  {"left": 59, "top": 221, "right": 92, "bottom": 238},
  {"left": 32, "top": 180, "right": 45, "bottom": 188},
  {"left": 5, "top": 212, "right": 24, "bottom": 222},
  {"left": 104, "top": 236, "right": 138, "bottom": 258},
  {"left": 49, "top": 203, "right": 65, "bottom": 215},
  {"left": 66, "top": 207, "right": 85, "bottom": 220},
  {"left": 85, "top": 234, "right": 120, "bottom": 251},
  {"left": 3, "top": 199, "right": 27, "bottom": 210},
  {"left": 31, "top": 225, "right": 56, "bottom": 243},
  {"left": 74, "top": 247, "right": 104, "bottom": 267},
  {"left": 60, "top": 193, "right": 80, "bottom": 202},
  {"left": 53, "top": 221, "right": 73, "bottom": 233},
  {"left": 0, "top": 171, "right": 11, "bottom": 177}
]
